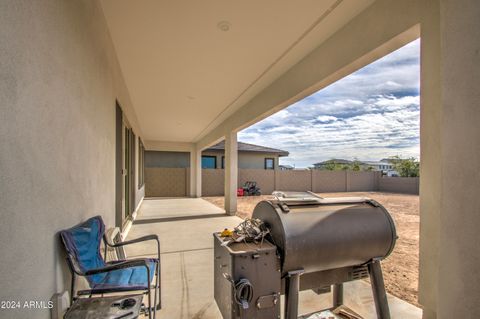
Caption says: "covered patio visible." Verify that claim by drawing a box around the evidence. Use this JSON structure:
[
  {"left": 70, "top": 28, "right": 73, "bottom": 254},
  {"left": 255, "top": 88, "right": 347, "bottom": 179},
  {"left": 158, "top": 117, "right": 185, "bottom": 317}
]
[
  {"left": 125, "top": 198, "right": 422, "bottom": 319},
  {"left": 2, "top": 0, "right": 480, "bottom": 318}
]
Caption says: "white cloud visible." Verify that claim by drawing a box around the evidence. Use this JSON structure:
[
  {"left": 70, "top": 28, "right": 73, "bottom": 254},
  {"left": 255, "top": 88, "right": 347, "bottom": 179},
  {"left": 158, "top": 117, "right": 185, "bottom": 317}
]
[
  {"left": 374, "top": 95, "right": 419, "bottom": 107},
  {"left": 316, "top": 115, "right": 337, "bottom": 123},
  {"left": 239, "top": 39, "right": 420, "bottom": 168},
  {"left": 333, "top": 99, "right": 363, "bottom": 107}
]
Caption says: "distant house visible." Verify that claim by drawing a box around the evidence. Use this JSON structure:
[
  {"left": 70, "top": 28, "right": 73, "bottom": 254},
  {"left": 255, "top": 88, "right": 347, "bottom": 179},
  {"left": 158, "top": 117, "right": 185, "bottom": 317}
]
[
  {"left": 312, "top": 158, "right": 399, "bottom": 176},
  {"left": 363, "top": 160, "right": 398, "bottom": 176},
  {"left": 145, "top": 141, "right": 289, "bottom": 170},
  {"left": 202, "top": 141, "right": 289, "bottom": 169},
  {"left": 279, "top": 164, "right": 295, "bottom": 170}
]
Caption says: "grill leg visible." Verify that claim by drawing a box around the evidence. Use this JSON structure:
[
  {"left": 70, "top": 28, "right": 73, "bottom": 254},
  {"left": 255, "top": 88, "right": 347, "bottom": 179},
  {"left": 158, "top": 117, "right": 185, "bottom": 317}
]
[
  {"left": 368, "top": 260, "right": 391, "bottom": 319},
  {"left": 333, "top": 283, "right": 343, "bottom": 308},
  {"left": 285, "top": 269, "right": 304, "bottom": 319}
]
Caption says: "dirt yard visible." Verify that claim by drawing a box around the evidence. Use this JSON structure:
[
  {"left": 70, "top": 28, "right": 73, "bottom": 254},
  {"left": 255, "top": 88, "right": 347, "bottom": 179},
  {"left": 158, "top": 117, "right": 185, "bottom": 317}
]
[{"left": 203, "top": 192, "right": 420, "bottom": 307}]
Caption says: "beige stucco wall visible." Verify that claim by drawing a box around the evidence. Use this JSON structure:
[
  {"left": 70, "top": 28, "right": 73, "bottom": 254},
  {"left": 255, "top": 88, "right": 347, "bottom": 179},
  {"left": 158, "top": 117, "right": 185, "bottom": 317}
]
[
  {"left": 202, "top": 150, "right": 280, "bottom": 169},
  {"left": 145, "top": 151, "right": 190, "bottom": 168},
  {"left": 0, "top": 1, "right": 141, "bottom": 318},
  {"left": 437, "top": 0, "right": 480, "bottom": 317},
  {"left": 238, "top": 152, "right": 280, "bottom": 169}
]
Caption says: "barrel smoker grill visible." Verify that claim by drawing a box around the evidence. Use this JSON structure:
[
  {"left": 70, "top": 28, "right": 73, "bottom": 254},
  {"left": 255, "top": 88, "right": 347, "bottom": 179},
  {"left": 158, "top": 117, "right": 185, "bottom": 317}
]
[{"left": 214, "top": 192, "right": 397, "bottom": 319}]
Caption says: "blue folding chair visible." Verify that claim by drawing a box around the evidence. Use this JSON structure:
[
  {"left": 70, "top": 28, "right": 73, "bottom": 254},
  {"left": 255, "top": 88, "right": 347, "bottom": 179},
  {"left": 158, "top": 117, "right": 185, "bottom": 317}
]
[{"left": 60, "top": 216, "right": 161, "bottom": 318}]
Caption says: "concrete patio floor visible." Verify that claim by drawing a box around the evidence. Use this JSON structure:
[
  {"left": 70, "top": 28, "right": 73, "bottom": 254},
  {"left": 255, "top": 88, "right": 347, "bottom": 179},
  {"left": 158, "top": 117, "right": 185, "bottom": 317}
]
[
  {"left": 125, "top": 198, "right": 422, "bottom": 319},
  {"left": 135, "top": 198, "right": 226, "bottom": 222}
]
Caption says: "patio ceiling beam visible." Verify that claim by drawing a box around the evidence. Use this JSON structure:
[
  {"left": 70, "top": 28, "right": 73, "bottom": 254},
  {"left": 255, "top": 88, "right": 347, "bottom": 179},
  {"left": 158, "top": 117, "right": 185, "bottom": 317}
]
[
  {"left": 196, "top": 0, "right": 421, "bottom": 150},
  {"left": 144, "top": 141, "right": 194, "bottom": 152}
]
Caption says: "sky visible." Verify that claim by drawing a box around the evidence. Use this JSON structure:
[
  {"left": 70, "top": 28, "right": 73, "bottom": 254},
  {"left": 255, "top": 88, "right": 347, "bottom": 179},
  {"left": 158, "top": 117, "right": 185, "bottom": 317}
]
[{"left": 238, "top": 39, "right": 420, "bottom": 168}]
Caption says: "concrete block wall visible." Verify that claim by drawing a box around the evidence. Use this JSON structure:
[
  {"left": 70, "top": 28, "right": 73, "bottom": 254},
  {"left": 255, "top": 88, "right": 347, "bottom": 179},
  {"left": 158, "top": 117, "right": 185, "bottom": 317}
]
[
  {"left": 202, "top": 169, "right": 225, "bottom": 196},
  {"left": 145, "top": 168, "right": 188, "bottom": 197},
  {"left": 275, "top": 170, "right": 312, "bottom": 192},
  {"left": 144, "top": 168, "right": 420, "bottom": 197},
  {"left": 379, "top": 176, "right": 420, "bottom": 194},
  {"left": 238, "top": 169, "right": 275, "bottom": 194},
  {"left": 348, "top": 171, "right": 380, "bottom": 192},
  {"left": 312, "top": 170, "right": 348, "bottom": 192}
]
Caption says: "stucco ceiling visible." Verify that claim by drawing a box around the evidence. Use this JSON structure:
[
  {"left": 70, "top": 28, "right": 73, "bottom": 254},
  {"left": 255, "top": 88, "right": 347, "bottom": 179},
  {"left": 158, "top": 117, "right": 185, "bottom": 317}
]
[{"left": 100, "top": 0, "right": 374, "bottom": 142}]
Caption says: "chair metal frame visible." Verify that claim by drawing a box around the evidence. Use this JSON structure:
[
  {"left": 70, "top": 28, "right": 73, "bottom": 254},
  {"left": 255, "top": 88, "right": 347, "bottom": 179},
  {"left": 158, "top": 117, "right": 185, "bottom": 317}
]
[{"left": 60, "top": 216, "right": 161, "bottom": 319}]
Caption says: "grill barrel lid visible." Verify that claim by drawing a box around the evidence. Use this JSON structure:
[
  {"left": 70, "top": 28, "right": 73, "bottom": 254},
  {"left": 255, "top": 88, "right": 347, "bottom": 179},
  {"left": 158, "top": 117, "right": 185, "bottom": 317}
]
[{"left": 253, "top": 192, "right": 397, "bottom": 275}]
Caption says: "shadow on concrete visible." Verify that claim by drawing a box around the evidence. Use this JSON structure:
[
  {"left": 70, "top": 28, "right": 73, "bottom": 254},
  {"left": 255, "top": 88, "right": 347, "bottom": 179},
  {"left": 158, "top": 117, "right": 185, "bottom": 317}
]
[{"left": 133, "top": 213, "right": 230, "bottom": 225}]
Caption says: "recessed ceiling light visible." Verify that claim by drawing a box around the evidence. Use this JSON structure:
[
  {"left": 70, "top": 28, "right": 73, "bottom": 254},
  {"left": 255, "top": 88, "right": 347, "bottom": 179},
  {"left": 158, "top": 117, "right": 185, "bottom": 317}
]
[{"left": 217, "top": 21, "right": 231, "bottom": 32}]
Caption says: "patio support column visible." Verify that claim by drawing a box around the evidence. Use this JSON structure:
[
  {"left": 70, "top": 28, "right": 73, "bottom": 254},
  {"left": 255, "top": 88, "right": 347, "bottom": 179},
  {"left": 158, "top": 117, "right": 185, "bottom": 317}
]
[
  {"left": 190, "top": 147, "right": 202, "bottom": 197},
  {"left": 435, "top": 0, "right": 480, "bottom": 318},
  {"left": 418, "top": 1, "right": 441, "bottom": 318},
  {"left": 419, "top": 1, "right": 480, "bottom": 318},
  {"left": 224, "top": 131, "right": 238, "bottom": 215}
]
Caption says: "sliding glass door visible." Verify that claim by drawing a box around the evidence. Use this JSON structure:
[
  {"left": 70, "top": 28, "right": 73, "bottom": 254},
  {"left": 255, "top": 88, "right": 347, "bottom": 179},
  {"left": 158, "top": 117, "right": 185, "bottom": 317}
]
[{"left": 122, "top": 122, "right": 135, "bottom": 220}]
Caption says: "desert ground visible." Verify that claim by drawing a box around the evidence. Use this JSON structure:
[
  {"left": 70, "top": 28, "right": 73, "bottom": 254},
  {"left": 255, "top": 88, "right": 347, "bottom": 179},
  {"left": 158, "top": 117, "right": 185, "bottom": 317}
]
[{"left": 203, "top": 192, "right": 420, "bottom": 306}]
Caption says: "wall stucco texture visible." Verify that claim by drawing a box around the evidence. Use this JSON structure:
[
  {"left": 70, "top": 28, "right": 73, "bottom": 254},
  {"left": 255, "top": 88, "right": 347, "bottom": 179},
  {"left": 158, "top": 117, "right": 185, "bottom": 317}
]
[{"left": 0, "top": 1, "right": 138, "bottom": 318}]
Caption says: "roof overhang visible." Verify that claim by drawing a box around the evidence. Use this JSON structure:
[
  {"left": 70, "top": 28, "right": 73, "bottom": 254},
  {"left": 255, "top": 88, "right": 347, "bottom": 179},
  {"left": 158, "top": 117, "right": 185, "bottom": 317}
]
[{"left": 100, "top": 0, "right": 375, "bottom": 144}]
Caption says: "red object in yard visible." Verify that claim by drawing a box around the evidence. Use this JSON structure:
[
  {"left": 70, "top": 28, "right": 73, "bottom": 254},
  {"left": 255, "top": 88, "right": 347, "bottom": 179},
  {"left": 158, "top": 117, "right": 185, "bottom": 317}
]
[{"left": 237, "top": 188, "right": 244, "bottom": 196}]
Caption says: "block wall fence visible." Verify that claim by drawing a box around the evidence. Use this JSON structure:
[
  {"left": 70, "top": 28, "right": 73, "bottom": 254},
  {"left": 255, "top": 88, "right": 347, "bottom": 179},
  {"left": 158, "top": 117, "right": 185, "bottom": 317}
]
[{"left": 145, "top": 168, "right": 419, "bottom": 197}]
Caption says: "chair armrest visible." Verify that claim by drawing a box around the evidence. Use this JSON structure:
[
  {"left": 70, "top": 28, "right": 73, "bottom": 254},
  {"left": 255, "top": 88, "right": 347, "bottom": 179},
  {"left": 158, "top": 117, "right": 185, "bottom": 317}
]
[
  {"left": 85, "top": 258, "right": 150, "bottom": 276},
  {"left": 110, "top": 234, "right": 159, "bottom": 247},
  {"left": 103, "top": 234, "right": 161, "bottom": 261}
]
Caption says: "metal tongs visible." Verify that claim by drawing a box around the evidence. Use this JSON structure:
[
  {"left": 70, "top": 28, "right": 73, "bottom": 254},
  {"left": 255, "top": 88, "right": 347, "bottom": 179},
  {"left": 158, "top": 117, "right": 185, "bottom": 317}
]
[{"left": 221, "top": 218, "right": 270, "bottom": 246}]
